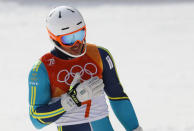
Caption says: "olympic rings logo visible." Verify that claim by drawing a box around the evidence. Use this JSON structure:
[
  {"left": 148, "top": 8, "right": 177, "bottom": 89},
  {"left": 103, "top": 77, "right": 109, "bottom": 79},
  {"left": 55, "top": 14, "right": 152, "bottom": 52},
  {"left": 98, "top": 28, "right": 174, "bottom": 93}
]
[{"left": 57, "top": 63, "right": 98, "bottom": 85}]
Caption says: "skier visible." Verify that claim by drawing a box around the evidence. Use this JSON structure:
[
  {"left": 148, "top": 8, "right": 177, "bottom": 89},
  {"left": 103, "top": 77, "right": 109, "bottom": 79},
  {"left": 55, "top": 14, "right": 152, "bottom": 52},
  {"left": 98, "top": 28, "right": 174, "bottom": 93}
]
[{"left": 28, "top": 6, "right": 143, "bottom": 131}]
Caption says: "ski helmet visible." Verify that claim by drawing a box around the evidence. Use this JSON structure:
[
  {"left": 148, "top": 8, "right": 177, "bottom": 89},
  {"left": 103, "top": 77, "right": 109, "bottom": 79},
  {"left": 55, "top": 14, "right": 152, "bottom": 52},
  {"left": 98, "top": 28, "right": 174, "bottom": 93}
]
[{"left": 46, "top": 6, "right": 87, "bottom": 58}]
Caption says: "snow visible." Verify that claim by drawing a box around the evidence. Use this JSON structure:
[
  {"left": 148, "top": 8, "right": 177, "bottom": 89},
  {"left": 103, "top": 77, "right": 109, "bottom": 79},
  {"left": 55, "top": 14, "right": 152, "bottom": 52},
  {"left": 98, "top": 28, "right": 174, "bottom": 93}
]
[{"left": 0, "top": 0, "right": 194, "bottom": 130}]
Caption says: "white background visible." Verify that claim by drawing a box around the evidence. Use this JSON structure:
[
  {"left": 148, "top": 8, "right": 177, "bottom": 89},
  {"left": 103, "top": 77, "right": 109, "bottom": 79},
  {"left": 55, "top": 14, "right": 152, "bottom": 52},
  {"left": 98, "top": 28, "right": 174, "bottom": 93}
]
[{"left": 0, "top": 0, "right": 194, "bottom": 130}]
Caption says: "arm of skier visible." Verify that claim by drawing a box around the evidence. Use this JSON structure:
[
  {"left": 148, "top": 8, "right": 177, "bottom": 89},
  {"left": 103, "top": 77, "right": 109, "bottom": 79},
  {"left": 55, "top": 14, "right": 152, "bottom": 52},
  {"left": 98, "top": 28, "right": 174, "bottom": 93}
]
[
  {"left": 98, "top": 47, "right": 142, "bottom": 131},
  {"left": 28, "top": 60, "right": 65, "bottom": 129}
]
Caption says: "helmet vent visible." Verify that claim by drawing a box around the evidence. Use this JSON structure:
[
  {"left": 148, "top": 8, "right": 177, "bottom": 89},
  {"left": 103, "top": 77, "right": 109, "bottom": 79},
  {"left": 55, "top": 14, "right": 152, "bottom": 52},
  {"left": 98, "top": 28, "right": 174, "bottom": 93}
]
[
  {"left": 59, "top": 11, "right": 62, "bottom": 18},
  {"left": 77, "top": 21, "right": 82, "bottom": 25},
  {"left": 49, "top": 11, "right": 55, "bottom": 17},
  {"left": 61, "top": 27, "right": 70, "bottom": 30},
  {"left": 67, "top": 8, "right": 75, "bottom": 13}
]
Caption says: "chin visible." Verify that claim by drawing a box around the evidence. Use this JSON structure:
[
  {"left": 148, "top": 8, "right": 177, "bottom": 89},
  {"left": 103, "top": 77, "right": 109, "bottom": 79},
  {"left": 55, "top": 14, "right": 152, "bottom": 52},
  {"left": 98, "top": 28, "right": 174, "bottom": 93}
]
[{"left": 62, "top": 42, "right": 85, "bottom": 56}]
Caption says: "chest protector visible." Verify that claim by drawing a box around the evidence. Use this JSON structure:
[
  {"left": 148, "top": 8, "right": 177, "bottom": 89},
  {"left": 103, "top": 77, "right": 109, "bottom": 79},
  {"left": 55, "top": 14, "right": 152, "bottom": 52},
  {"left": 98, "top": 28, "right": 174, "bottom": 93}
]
[
  {"left": 40, "top": 44, "right": 108, "bottom": 125},
  {"left": 41, "top": 44, "right": 103, "bottom": 98}
]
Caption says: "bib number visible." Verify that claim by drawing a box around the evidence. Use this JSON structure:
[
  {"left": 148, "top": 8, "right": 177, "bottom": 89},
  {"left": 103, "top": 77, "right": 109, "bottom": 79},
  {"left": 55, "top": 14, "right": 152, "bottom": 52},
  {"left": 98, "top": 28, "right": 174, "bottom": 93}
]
[{"left": 81, "top": 100, "right": 91, "bottom": 118}]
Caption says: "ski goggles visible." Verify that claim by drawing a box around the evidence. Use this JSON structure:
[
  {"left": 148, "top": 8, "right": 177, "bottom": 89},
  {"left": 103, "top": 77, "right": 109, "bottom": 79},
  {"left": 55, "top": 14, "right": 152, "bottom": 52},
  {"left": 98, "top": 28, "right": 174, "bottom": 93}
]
[{"left": 48, "top": 26, "right": 86, "bottom": 47}]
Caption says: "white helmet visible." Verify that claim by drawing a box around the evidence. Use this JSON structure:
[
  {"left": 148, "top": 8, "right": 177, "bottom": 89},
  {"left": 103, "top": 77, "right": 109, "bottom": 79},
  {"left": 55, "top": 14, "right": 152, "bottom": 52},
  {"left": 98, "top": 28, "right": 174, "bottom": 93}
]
[{"left": 46, "top": 6, "right": 87, "bottom": 58}]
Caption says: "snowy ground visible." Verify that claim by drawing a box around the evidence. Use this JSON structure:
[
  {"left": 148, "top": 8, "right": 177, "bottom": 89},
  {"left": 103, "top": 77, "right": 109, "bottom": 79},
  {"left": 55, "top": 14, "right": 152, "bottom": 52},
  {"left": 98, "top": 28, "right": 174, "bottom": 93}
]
[{"left": 0, "top": 0, "right": 194, "bottom": 131}]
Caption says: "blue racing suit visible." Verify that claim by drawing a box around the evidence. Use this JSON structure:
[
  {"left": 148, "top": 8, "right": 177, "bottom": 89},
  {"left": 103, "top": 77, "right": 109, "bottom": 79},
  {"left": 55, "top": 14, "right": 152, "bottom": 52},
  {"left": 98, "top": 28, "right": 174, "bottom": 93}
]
[{"left": 28, "top": 45, "right": 139, "bottom": 131}]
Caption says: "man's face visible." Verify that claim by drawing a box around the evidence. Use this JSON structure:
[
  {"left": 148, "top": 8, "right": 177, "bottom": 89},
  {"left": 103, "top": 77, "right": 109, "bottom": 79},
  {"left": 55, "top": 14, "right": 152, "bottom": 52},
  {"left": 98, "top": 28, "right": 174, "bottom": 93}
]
[{"left": 61, "top": 41, "right": 84, "bottom": 56}]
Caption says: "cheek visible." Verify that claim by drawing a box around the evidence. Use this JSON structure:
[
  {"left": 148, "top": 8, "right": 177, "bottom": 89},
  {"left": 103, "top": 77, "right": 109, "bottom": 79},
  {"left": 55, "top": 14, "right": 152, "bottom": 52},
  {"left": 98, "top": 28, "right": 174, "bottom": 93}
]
[{"left": 61, "top": 46, "right": 71, "bottom": 51}]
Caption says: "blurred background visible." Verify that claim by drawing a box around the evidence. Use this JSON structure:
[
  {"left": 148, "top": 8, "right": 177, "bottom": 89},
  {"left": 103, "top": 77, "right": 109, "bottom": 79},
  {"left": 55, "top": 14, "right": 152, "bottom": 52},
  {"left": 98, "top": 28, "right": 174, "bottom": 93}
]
[{"left": 0, "top": 0, "right": 194, "bottom": 130}]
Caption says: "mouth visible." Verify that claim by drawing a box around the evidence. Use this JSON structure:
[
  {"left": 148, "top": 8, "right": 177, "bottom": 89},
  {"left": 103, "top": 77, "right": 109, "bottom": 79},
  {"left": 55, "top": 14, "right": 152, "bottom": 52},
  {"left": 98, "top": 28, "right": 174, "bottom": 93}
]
[
  {"left": 71, "top": 43, "right": 80, "bottom": 51},
  {"left": 70, "top": 41, "right": 83, "bottom": 54}
]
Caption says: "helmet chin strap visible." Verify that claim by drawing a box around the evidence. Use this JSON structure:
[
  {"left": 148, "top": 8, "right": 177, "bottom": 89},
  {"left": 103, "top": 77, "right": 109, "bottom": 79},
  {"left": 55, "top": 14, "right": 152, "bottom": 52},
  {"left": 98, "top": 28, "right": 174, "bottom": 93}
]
[{"left": 50, "top": 40, "right": 87, "bottom": 58}]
